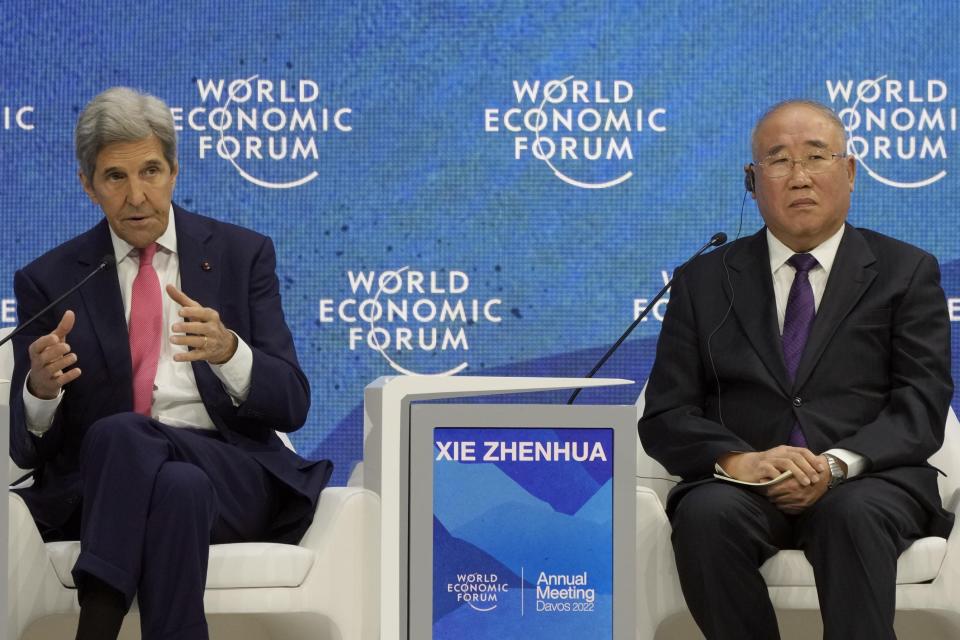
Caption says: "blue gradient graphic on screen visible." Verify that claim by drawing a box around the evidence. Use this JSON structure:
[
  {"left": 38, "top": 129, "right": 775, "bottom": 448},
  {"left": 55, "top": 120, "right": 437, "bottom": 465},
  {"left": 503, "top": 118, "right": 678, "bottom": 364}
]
[
  {"left": 1, "top": 1, "right": 958, "bottom": 483},
  {"left": 433, "top": 427, "right": 613, "bottom": 638}
]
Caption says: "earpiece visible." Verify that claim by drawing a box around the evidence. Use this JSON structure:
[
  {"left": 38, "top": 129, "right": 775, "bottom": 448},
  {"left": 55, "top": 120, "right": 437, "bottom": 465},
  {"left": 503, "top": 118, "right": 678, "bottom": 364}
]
[{"left": 744, "top": 165, "right": 755, "bottom": 193}]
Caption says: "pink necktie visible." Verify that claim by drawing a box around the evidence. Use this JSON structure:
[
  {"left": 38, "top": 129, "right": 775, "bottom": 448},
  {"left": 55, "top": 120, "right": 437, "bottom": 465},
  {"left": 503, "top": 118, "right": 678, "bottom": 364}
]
[{"left": 129, "top": 243, "right": 162, "bottom": 416}]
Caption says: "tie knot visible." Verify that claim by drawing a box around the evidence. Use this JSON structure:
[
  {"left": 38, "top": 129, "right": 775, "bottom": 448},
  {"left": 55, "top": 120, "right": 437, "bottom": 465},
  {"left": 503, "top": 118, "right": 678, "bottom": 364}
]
[
  {"left": 788, "top": 253, "right": 818, "bottom": 274},
  {"left": 139, "top": 243, "right": 158, "bottom": 267}
]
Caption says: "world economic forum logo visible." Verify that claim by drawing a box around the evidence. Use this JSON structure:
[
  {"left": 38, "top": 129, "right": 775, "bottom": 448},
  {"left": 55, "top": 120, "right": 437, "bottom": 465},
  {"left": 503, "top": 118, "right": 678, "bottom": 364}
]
[
  {"left": 447, "top": 572, "right": 508, "bottom": 612},
  {"left": 172, "top": 75, "right": 352, "bottom": 189},
  {"left": 319, "top": 267, "right": 503, "bottom": 376},
  {"left": 484, "top": 76, "right": 668, "bottom": 189},
  {"left": 825, "top": 75, "right": 954, "bottom": 189}
]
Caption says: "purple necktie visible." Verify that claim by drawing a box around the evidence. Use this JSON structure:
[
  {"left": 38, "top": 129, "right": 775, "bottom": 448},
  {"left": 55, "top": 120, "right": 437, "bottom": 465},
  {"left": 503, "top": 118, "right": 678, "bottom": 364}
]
[{"left": 782, "top": 253, "right": 819, "bottom": 447}]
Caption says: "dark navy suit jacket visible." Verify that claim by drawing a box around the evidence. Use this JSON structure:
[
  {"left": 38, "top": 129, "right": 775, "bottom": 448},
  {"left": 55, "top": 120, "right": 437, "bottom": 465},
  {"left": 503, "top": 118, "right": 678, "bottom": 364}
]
[
  {"left": 10, "top": 205, "right": 331, "bottom": 543},
  {"left": 639, "top": 225, "right": 954, "bottom": 537}
]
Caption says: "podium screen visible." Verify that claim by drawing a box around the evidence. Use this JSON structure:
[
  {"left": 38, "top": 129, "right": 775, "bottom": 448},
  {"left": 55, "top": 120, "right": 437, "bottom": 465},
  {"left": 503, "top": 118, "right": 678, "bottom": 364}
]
[
  {"left": 408, "top": 403, "right": 635, "bottom": 640},
  {"left": 432, "top": 426, "right": 613, "bottom": 638}
]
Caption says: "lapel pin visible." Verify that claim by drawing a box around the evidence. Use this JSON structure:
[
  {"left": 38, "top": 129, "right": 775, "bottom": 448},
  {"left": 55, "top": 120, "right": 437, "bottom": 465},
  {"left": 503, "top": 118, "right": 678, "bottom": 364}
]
[{"left": 201, "top": 260, "right": 212, "bottom": 272}]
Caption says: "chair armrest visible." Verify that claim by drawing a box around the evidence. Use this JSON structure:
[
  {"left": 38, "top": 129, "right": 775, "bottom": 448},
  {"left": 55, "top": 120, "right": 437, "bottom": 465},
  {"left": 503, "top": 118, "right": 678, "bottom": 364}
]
[
  {"left": 922, "top": 488, "right": 960, "bottom": 591},
  {"left": 635, "top": 485, "right": 686, "bottom": 633},
  {"left": 636, "top": 485, "right": 670, "bottom": 529},
  {"left": 940, "top": 488, "right": 960, "bottom": 560},
  {"left": 298, "top": 486, "right": 380, "bottom": 550},
  {"left": 296, "top": 486, "right": 381, "bottom": 640},
  {"left": 8, "top": 491, "right": 70, "bottom": 639},
  {"left": 944, "top": 487, "right": 960, "bottom": 516},
  {"left": 8, "top": 459, "right": 33, "bottom": 487},
  {"left": 8, "top": 492, "right": 47, "bottom": 564}
]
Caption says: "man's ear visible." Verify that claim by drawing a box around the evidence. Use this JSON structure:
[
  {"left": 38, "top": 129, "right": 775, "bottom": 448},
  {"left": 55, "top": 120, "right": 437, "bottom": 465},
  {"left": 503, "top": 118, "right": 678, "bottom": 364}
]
[
  {"left": 846, "top": 155, "right": 856, "bottom": 193},
  {"left": 79, "top": 170, "right": 98, "bottom": 204}
]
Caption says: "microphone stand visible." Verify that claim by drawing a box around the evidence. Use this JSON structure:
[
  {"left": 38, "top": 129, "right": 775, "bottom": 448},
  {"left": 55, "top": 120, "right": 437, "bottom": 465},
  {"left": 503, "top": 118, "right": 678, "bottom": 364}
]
[
  {"left": 567, "top": 233, "right": 727, "bottom": 404},
  {"left": 0, "top": 256, "right": 115, "bottom": 349}
]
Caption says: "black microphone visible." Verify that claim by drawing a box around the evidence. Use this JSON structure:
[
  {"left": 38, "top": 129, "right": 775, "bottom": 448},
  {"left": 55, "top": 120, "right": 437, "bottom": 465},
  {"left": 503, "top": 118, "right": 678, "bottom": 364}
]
[
  {"left": 0, "top": 254, "right": 116, "bottom": 349},
  {"left": 567, "top": 232, "right": 727, "bottom": 404}
]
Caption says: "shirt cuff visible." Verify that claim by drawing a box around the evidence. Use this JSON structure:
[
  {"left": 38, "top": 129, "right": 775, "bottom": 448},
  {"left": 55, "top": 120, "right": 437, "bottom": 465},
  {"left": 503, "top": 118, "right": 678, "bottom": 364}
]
[
  {"left": 22, "top": 374, "right": 63, "bottom": 436},
  {"left": 209, "top": 332, "right": 252, "bottom": 404},
  {"left": 825, "top": 448, "right": 866, "bottom": 479}
]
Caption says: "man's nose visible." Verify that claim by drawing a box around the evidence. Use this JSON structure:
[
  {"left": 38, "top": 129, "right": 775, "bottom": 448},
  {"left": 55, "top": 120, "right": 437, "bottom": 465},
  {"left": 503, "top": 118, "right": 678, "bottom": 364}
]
[
  {"left": 786, "top": 160, "right": 813, "bottom": 187},
  {"left": 126, "top": 177, "right": 146, "bottom": 206}
]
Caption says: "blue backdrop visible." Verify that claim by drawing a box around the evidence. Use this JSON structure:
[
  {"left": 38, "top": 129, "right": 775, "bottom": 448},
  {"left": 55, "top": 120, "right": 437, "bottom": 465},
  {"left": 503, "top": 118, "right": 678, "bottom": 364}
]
[{"left": 2, "top": 1, "right": 958, "bottom": 484}]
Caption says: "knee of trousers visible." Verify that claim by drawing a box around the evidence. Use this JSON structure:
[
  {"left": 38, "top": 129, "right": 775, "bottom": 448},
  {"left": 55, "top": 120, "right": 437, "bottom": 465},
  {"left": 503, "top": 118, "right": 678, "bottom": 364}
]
[
  {"left": 151, "top": 462, "right": 218, "bottom": 521},
  {"left": 801, "top": 488, "right": 899, "bottom": 546},
  {"left": 80, "top": 412, "right": 160, "bottom": 466},
  {"left": 671, "top": 483, "right": 765, "bottom": 549}
]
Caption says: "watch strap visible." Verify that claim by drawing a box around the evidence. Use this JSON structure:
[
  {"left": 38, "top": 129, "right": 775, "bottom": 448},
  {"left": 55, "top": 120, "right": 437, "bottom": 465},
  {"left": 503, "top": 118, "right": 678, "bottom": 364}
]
[{"left": 824, "top": 454, "right": 845, "bottom": 488}]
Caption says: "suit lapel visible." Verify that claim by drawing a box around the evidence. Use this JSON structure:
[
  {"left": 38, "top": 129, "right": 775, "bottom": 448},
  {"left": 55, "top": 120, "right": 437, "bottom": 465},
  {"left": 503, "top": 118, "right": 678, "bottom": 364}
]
[
  {"left": 726, "top": 230, "right": 792, "bottom": 396},
  {"left": 175, "top": 206, "right": 221, "bottom": 315},
  {"left": 76, "top": 221, "right": 131, "bottom": 385},
  {"left": 793, "top": 225, "right": 877, "bottom": 389}
]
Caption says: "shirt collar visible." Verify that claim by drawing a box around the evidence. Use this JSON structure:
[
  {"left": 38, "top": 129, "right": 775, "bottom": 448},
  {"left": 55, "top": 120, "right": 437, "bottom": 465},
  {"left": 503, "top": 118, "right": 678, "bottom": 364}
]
[
  {"left": 109, "top": 205, "right": 178, "bottom": 263},
  {"left": 767, "top": 224, "right": 845, "bottom": 275}
]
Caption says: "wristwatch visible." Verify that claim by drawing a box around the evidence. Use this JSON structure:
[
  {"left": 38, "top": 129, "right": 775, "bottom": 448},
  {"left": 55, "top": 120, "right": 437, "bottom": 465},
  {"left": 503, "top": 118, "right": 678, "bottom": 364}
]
[{"left": 823, "top": 453, "right": 845, "bottom": 489}]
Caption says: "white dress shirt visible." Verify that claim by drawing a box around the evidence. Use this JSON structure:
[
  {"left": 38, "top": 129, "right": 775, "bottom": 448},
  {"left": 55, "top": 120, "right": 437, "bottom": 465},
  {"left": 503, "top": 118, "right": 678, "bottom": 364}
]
[
  {"left": 24, "top": 208, "right": 253, "bottom": 433},
  {"left": 767, "top": 225, "right": 866, "bottom": 478}
]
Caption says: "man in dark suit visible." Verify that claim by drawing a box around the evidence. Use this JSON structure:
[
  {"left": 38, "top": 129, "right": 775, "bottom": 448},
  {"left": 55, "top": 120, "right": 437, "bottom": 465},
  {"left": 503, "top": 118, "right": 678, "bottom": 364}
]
[
  {"left": 9, "top": 87, "right": 332, "bottom": 640},
  {"left": 639, "top": 100, "right": 953, "bottom": 640}
]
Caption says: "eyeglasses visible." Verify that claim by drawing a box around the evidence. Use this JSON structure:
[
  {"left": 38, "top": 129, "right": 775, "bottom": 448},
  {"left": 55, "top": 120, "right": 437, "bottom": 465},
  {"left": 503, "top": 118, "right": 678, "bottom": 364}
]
[{"left": 754, "top": 152, "right": 847, "bottom": 179}]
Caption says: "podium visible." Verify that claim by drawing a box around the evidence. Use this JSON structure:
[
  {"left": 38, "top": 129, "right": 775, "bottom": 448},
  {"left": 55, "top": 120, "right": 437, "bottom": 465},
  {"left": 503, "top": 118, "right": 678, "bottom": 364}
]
[{"left": 361, "top": 375, "right": 636, "bottom": 640}]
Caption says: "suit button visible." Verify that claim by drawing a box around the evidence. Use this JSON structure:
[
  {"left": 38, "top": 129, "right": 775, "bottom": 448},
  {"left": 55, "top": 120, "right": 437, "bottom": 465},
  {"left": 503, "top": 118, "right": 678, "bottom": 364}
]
[{"left": 793, "top": 397, "right": 802, "bottom": 407}]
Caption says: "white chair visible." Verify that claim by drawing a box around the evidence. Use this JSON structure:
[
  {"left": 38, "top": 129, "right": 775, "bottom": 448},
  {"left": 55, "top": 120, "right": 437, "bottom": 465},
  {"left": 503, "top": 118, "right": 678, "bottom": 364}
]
[
  {"left": 3, "top": 327, "right": 381, "bottom": 640},
  {"left": 635, "top": 388, "right": 960, "bottom": 639}
]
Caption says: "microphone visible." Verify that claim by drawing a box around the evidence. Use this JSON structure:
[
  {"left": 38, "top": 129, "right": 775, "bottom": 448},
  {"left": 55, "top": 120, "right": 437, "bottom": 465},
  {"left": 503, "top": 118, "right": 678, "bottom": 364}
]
[
  {"left": 567, "top": 232, "right": 727, "bottom": 404},
  {"left": 0, "top": 254, "right": 116, "bottom": 349}
]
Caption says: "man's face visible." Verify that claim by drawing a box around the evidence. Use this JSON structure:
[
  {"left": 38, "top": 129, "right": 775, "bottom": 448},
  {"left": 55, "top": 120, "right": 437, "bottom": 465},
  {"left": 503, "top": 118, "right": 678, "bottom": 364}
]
[
  {"left": 80, "top": 134, "right": 177, "bottom": 248},
  {"left": 749, "top": 104, "right": 856, "bottom": 252}
]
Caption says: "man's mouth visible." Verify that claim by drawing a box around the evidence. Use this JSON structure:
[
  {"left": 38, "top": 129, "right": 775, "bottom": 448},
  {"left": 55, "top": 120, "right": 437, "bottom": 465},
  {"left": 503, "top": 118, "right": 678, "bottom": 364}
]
[{"left": 790, "top": 198, "right": 817, "bottom": 208}]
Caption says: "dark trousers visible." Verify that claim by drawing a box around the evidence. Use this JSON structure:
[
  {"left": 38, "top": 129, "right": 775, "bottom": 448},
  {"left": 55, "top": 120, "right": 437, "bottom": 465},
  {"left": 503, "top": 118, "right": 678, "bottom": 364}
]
[
  {"left": 72, "top": 412, "right": 279, "bottom": 640},
  {"left": 670, "top": 478, "right": 928, "bottom": 640}
]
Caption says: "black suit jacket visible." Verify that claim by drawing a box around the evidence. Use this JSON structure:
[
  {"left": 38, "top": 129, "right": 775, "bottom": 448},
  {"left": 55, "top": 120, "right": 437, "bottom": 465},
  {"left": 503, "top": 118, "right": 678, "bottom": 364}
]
[
  {"left": 9, "top": 205, "right": 332, "bottom": 543},
  {"left": 639, "top": 225, "right": 954, "bottom": 537}
]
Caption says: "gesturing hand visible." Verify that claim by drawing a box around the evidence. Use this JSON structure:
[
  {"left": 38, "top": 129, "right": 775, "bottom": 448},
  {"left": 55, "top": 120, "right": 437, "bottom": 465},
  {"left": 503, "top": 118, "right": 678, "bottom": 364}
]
[
  {"left": 166, "top": 285, "right": 238, "bottom": 365},
  {"left": 27, "top": 310, "right": 81, "bottom": 399}
]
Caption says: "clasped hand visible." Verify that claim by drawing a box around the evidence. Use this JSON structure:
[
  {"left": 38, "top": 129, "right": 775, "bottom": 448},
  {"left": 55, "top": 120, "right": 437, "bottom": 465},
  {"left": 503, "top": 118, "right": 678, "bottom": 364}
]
[
  {"left": 718, "top": 446, "right": 830, "bottom": 514},
  {"left": 27, "top": 285, "right": 237, "bottom": 400}
]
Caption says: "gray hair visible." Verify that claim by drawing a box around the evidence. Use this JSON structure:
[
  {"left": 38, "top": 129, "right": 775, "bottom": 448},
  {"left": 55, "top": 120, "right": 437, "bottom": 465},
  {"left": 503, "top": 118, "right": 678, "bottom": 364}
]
[
  {"left": 75, "top": 87, "right": 177, "bottom": 179},
  {"left": 750, "top": 99, "right": 848, "bottom": 160}
]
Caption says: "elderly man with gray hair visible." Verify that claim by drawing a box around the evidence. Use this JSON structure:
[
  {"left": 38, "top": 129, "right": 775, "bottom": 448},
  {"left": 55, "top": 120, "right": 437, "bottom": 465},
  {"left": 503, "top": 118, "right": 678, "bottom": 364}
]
[
  {"left": 640, "top": 99, "right": 953, "bottom": 639},
  {"left": 9, "top": 87, "right": 332, "bottom": 640}
]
